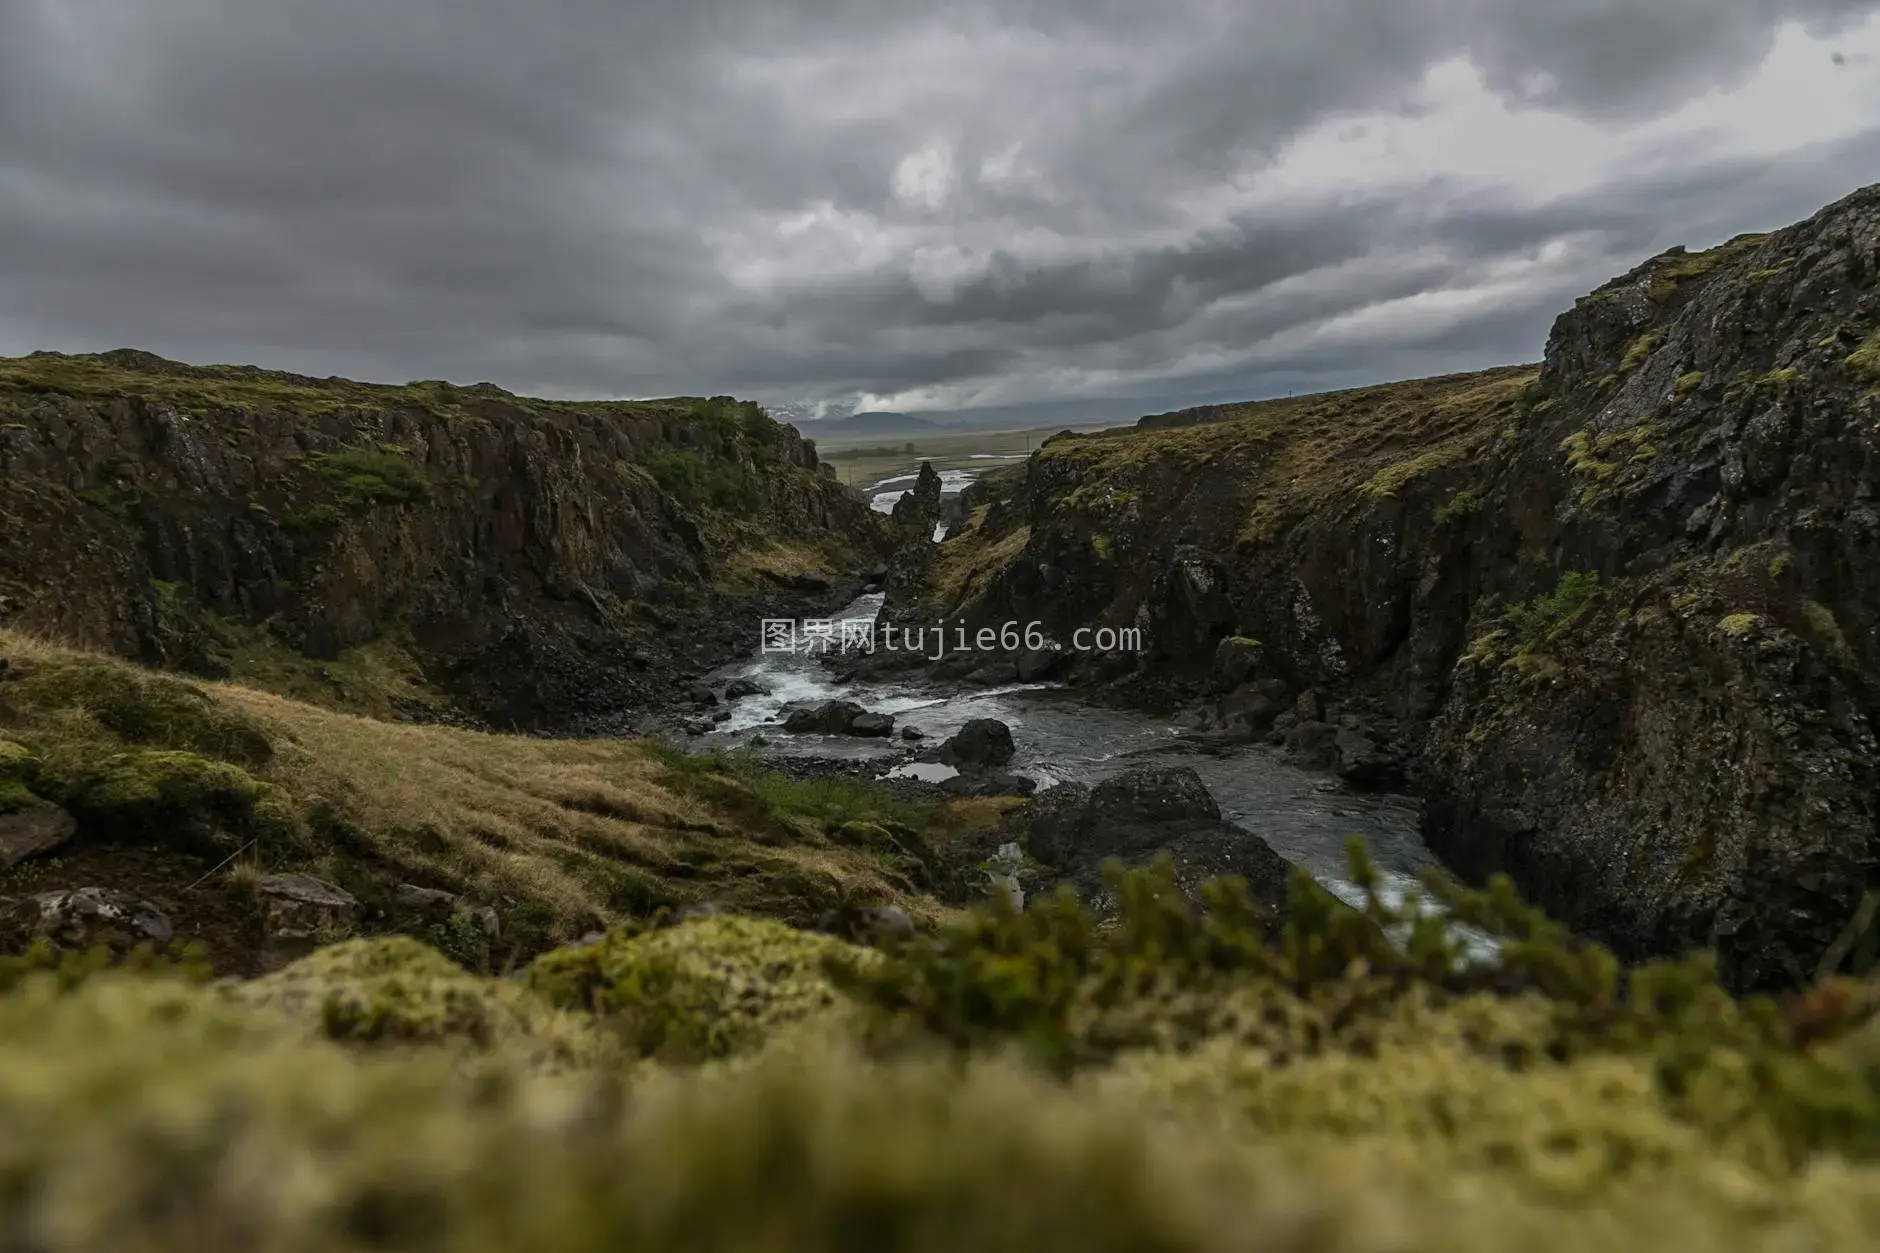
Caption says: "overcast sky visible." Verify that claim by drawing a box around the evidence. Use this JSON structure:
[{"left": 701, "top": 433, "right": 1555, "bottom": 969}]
[{"left": 4, "top": 1, "right": 1879, "bottom": 424}]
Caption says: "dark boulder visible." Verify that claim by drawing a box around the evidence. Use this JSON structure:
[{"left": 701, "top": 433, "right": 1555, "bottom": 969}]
[
  {"left": 848, "top": 711, "right": 897, "bottom": 737},
  {"left": 963, "top": 660, "right": 1020, "bottom": 686},
  {"left": 782, "top": 700, "right": 867, "bottom": 734},
  {"left": 1006, "top": 767, "right": 1294, "bottom": 919},
  {"left": 1015, "top": 645, "right": 1061, "bottom": 682},
  {"left": 939, "top": 719, "right": 1016, "bottom": 769}
]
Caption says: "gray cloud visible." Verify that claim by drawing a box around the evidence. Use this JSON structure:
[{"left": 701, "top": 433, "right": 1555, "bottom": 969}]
[{"left": 2, "top": 0, "right": 1877, "bottom": 421}]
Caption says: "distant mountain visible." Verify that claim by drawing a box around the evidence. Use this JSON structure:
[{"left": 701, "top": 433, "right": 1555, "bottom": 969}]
[{"left": 797, "top": 410, "right": 941, "bottom": 438}]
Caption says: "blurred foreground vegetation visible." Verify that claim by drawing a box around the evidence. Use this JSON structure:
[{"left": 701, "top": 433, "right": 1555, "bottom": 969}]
[{"left": 7, "top": 843, "right": 1880, "bottom": 1252}]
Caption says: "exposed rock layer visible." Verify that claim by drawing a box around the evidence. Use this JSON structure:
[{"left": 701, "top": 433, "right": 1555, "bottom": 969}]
[
  {"left": 0, "top": 353, "right": 890, "bottom": 728},
  {"left": 901, "top": 183, "right": 1880, "bottom": 991}
]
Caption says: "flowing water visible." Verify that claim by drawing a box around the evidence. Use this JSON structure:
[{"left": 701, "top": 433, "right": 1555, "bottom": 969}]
[
  {"left": 698, "top": 589, "right": 1442, "bottom": 914},
  {"left": 693, "top": 456, "right": 1474, "bottom": 933}
]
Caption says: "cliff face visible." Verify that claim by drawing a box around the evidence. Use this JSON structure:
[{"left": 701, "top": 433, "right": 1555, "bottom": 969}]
[
  {"left": 0, "top": 351, "right": 889, "bottom": 728},
  {"left": 906, "top": 183, "right": 1880, "bottom": 991},
  {"left": 1423, "top": 188, "right": 1880, "bottom": 991}
]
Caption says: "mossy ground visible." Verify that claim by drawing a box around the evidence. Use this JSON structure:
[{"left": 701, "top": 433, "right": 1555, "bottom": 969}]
[
  {"left": 0, "top": 629, "right": 973, "bottom": 970},
  {"left": 8, "top": 850, "right": 1880, "bottom": 1250}
]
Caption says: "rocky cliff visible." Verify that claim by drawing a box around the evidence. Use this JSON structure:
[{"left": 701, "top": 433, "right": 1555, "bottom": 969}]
[
  {"left": 0, "top": 351, "right": 890, "bottom": 729},
  {"left": 901, "top": 182, "right": 1880, "bottom": 991}
]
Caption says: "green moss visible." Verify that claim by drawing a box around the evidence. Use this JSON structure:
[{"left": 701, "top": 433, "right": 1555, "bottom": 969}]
[
  {"left": 5, "top": 846, "right": 1880, "bottom": 1246},
  {"left": 1620, "top": 332, "right": 1663, "bottom": 373},
  {"left": 1434, "top": 489, "right": 1484, "bottom": 526},
  {"left": 56, "top": 749, "right": 298, "bottom": 856},
  {"left": 1359, "top": 447, "right": 1465, "bottom": 500},
  {"left": 1561, "top": 431, "right": 1616, "bottom": 480},
  {"left": 231, "top": 936, "right": 611, "bottom": 1070},
  {"left": 1091, "top": 533, "right": 1113, "bottom": 560},
  {"left": 1717, "top": 612, "right": 1761, "bottom": 638},
  {"left": 1676, "top": 371, "right": 1705, "bottom": 396},
  {"left": 1645, "top": 234, "right": 1768, "bottom": 304},
  {"left": 1847, "top": 333, "right": 1880, "bottom": 378},
  {"left": 208, "top": 621, "right": 448, "bottom": 719},
  {"left": 648, "top": 743, "right": 930, "bottom": 838},
  {"left": 1800, "top": 599, "right": 1858, "bottom": 668},
  {"left": 2, "top": 661, "right": 273, "bottom": 766},
  {"left": 0, "top": 777, "right": 40, "bottom": 815},
  {"left": 314, "top": 447, "right": 430, "bottom": 508},
  {"left": 277, "top": 503, "right": 343, "bottom": 539},
  {"left": 832, "top": 820, "right": 895, "bottom": 848},
  {"left": 525, "top": 915, "right": 875, "bottom": 1061},
  {"left": 74, "top": 486, "right": 135, "bottom": 518}
]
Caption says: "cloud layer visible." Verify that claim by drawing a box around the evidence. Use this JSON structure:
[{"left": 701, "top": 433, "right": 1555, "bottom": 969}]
[{"left": 4, "top": 0, "right": 1879, "bottom": 421}]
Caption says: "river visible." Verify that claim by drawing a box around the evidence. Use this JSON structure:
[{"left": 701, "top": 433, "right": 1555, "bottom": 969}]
[{"left": 698, "top": 599, "right": 1441, "bottom": 917}]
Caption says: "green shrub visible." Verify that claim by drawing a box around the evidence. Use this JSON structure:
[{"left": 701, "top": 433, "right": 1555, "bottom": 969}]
[
  {"left": 642, "top": 448, "right": 761, "bottom": 512},
  {"left": 1504, "top": 571, "right": 1600, "bottom": 643},
  {"left": 316, "top": 448, "right": 429, "bottom": 507},
  {"left": 1434, "top": 489, "right": 1484, "bottom": 526}
]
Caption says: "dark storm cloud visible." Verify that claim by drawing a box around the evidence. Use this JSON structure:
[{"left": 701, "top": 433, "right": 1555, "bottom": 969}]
[{"left": 2, "top": 0, "right": 1877, "bottom": 418}]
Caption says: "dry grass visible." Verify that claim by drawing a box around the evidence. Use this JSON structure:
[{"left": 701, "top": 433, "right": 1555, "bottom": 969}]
[
  {"left": 1035, "top": 366, "right": 1538, "bottom": 545},
  {"left": 926, "top": 524, "right": 1032, "bottom": 615},
  {"left": 0, "top": 627, "right": 967, "bottom": 950},
  {"left": 717, "top": 536, "right": 855, "bottom": 592}
]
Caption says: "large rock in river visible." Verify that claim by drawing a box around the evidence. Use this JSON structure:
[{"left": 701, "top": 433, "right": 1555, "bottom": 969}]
[
  {"left": 1006, "top": 766, "right": 1295, "bottom": 919},
  {"left": 938, "top": 718, "right": 1016, "bottom": 769}
]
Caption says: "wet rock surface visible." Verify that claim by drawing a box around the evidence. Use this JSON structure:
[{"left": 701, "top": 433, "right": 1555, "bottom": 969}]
[{"left": 994, "top": 767, "right": 1294, "bottom": 920}]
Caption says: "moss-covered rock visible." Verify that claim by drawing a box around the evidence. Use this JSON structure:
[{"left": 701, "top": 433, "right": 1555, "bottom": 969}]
[
  {"left": 57, "top": 749, "right": 299, "bottom": 856},
  {"left": 230, "top": 935, "right": 612, "bottom": 1071},
  {"left": 525, "top": 915, "right": 877, "bottom": 1061},
  {"left": 0, "top": 738, "right": 43, "bottom": 814},
  {"left": 2, "top": 662, "right": 273, "bottom": 767}
]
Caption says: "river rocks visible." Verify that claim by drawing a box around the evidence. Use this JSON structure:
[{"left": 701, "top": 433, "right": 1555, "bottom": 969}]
[
  {"left": 1282, "top": 719, "right": 1339, "bottom": 770},
  {"left": 900, "top": 725, "right": 925, "bottom": 740},
  {"left": 0, "top": 803, "right": 76, "bottom": 870},
  {"left": 782, "top": 700, "right": 898, "bottom": 738},
  {"left": 939, "top": 719, "right": 1016, "bottom": 769},
  {"left": 963, "top": 659, "right": 1020, "bottom": 686},
  {"left": 782, "top": 700, "right": 865, "bottom": 734},
  {"left": 1333, "top": 726, "right": 1404, "bottom": 790},
  {"left": 1015, "top": 645, "right": 1061, "bottom": 682},
  {"left": 848, "top": 712, "right": 897, "bottom": 737},
  {"left": 5, "top": 887, "right": 174, "bottom": 951},
  {"left": 724, "top": 676, "right": 771, "bottom": 700},
  {"left": 1006, "top": 767, "right": 1293, "bottom": 919},
  {"left": 939, "top": 771, "right": 1037, "bottom": 799}
]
